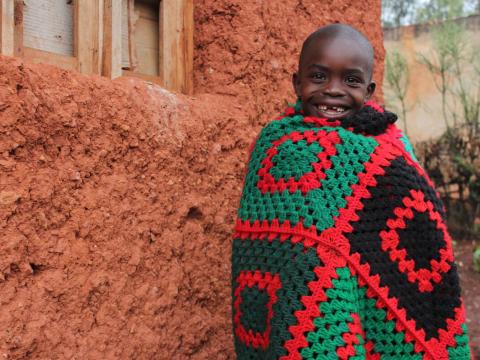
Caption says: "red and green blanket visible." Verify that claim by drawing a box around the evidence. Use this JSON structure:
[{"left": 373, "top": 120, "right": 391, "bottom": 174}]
[{"left": 231, "top": 101, "right": 471, "bottom": 359}]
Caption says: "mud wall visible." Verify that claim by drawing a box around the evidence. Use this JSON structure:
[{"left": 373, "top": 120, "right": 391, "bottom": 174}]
[
  {"left": 194, "top": 0, "right": 385, "bottom": 122},
  {"left": 0, "top": 1, "right": 384, "bottom": 358}
]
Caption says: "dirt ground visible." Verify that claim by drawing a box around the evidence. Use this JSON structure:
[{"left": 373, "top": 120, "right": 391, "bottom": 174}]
[{"left": 454, "top": 239, "right": 480, "bottom": 358}]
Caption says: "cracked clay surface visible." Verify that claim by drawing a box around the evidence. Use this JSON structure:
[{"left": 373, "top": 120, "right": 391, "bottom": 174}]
[{"left": 0, "top": 1, "right": 384, "bottom": 358}]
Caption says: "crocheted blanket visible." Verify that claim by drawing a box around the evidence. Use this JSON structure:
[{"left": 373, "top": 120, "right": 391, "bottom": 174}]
[{"left": 231, "top": 101, "right": 471, "bottom": 359}]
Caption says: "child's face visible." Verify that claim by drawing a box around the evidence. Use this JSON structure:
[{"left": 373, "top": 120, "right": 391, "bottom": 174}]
[{"left": 293, "top": 36, "right": 376, "bottom": 119}]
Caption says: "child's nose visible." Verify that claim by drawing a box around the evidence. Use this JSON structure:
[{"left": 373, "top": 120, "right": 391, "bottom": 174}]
[{"left": 323, "top": 79, "right": 345, "bottom": 97}]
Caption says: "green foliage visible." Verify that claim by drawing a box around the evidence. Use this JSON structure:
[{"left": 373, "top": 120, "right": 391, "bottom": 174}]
[
  {"left": 385, "top": 51, "right": 410, "bottom": 135},
  {"left": 415, "top": 0, "right": 466, "bottom": 22},
  {"left": 415, "top": 19, "right": 480, "bottom": 235},
  {"left": 382, "top": 0, "right": 479, "bottom": 28},
  {"left": 417, "top": 21, "right": 466, "bottom": 129}
]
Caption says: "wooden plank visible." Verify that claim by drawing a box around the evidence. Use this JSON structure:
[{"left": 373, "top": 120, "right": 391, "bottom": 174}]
[
  {"left": 13, "top": 0, "right": 22, "bottom": 56},
  {"left": 126, "top": 0, "right": 138, "bottom": 71},
  {"left": 95, "top": 0, "right": 104, "bottom": 74},
  {"left": 122, "top": 69, "right": 162, "bottom": 85},
  {"left": 76, "top": 0, "right": 101, "bottom": 74},
  {"left": 183, "top": 0, "right": 193, "bottom": 94},
  {"left": 102, "top": 0, "right": 122, "bottom": 78},
  {"left": 159, "top": 0, "right": 193, "bottom": 94},
  {"left": 23, "top": 46, "right": 77, "bottom": 70},
  {"left": 0, "top": 0, "right": 14, "bottom": 56},
  {"left": 121, "top": 0, "right": 129, "bottom": 68}
]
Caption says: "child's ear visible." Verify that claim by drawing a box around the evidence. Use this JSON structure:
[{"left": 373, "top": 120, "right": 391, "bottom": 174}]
[
  {"left": 292, "top": 73, "right": 301, "bottom": 98},
  {"left": 366, "top": 81, "right": 376, "bottom": 100}
]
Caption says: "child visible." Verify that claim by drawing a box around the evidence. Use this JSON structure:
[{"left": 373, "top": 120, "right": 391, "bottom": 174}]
[{"left": 232, "top": 24, "right": 471, "bottom": 359}]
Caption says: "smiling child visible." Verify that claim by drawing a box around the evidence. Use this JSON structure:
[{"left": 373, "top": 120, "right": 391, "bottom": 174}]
[
  {"left": 293, "top": 24, "right": 375, "bottom": 120},
  {"left": 231, "top": 24, "right": 471, "bottom": 359}
]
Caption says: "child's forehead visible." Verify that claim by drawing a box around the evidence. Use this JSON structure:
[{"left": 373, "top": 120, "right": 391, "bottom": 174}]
[
  {"left": 298, "top": 25, "right": 374, "bottom": 72},
  {"left": 300, "top": 33, "right": 373, "bottom": 74},
  {"left": 306, "top": 35, "right": 364, "bottom": 57}
]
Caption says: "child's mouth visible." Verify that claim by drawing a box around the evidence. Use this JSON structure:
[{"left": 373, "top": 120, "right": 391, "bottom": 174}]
[{"left": 316, "top": 105, "right": 348, "bottom": 116}]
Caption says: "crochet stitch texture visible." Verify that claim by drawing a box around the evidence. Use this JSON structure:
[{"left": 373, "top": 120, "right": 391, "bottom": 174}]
[{"left": 232, "top": 101, "right": 471, "bottom": 359}]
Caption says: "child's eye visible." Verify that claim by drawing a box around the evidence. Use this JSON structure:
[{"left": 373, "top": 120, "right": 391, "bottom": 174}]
[
  {"left": 345, "top": 76, "right": 361, "bottom": 84},
  {"left": 312, "top": 73, "right": 326, "bottom": 81}
]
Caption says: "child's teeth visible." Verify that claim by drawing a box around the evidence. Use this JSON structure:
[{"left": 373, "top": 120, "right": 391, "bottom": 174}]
[{"left": 318, "top": 105, "right": 345, "bottom": 113}]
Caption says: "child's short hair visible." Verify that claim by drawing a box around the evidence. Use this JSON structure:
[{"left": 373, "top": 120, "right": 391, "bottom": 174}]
[{"left": 299, "top": 24, "right": 374, "bottom": 79}]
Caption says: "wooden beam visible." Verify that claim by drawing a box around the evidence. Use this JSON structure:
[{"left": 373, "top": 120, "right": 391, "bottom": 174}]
[
  {"left": 102, "top": 0, "right": 122, "bottom": 78},
  {"left": 76, "top": 0, "right": 101, "bottom": 74},
  {"left": 13, "top": 0, "right": 22, "bottom": 57},
  {"left": 126, "top": 0, "right": 138, "bottom": 71},
  {"left": 0, "top": 0, "right": 14, "bottom": 56},
  {"left": 122, "top": 69, "right": 162, "bottom": 86},
  {"left": 159, "top": 0, "right": 193, "bottom": 94},
  {"left": 23, "top": 47, "right": 78, "bottom": 71},
  {"left": 95, "top": 0, "right": 104, "bottom": 75}
]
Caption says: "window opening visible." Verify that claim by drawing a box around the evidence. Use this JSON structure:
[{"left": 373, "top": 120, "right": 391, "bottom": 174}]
[
  {"left": 122, "top": 0, "right": 159, "bottom": 77},
  {"left": 23, "top": 0, "right": 74, "bottom": 56}
]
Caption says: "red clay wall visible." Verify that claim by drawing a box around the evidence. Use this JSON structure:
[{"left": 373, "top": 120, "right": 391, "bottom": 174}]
[
  {"left": 0, "top": 1, "right": 383, "bottom": 358},
  {"left": 194, "top": 0, "right": 385, "bottom": 121}
]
